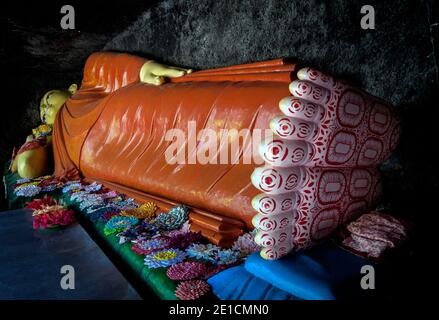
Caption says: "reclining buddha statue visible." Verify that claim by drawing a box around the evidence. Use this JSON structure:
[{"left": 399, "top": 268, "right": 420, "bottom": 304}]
[{"left": 13, "top": 52, "right": 400, "bottom": 260}]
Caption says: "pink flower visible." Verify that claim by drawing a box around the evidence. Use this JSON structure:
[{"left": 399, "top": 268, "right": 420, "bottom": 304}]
[
  {"left": 32, "top": 206, "right": 75, "bottom": 229},
  {"left": 26, "top": 196, "right": 57, "bottom": 210}
]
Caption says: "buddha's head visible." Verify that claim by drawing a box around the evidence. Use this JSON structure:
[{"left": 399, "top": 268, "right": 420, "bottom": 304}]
[{"left": 39, "top": 84, "right": 78, "bottom": 125}]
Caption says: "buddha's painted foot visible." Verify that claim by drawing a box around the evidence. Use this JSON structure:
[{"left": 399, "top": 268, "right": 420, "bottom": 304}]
[{"left": 251, "top": 68, "right": 400, "bottom": 260}]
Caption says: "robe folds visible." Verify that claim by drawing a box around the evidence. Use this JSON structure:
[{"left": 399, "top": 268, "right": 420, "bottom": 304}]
[{"left": 52, "top": 52, "right": 296, "bottom": 244}]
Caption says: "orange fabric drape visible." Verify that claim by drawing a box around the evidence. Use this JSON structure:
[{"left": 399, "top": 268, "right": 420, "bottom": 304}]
[
  {"left": 53, "top": 52, "right": 148, "bottom": 180},
  {"left": 52, "top": 52, "right": 296, "bottom": 231}
]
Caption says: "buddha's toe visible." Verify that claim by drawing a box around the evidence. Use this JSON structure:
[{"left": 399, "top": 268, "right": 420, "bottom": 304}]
[
  {"left": 254, "top": 229, "right": 293, "bottom": 260},
  {"left": 252, "top": 211, "right": 295, "bottom": 233},
  {"left": 279, "top": 96, "right": 323, "bottom": 122},
  {"left": 297, "top": 67, "right": 337, "bottom": 90},
  {"left": 270, "top": 115, "right": 318, "bottom": 141},
  {"left": 251, "top": 193, "right": 297, "bottom": 216},
  {"left": 251, "top": 166, "right": 306, "bottom": 194},
  {"left": 258, "top": 138, "right": 313, "bottom": 167},
  {"left": 289, "top": 80, "right": 331, "bottom": 106}
]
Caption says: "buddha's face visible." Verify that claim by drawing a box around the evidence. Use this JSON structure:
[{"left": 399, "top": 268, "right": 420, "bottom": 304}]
[{"left": 39, "top": 84, "right": 77, "bottom": 125}]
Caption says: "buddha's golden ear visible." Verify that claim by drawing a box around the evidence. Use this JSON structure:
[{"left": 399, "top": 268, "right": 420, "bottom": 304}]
[{"left": 68, "top": 84, "right": 78, "bottom": 95}]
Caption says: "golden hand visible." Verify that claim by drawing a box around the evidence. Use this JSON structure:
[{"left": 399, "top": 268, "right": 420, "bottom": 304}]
[{"left": 139, "top": 61, "right": 192, "bottom": 85}]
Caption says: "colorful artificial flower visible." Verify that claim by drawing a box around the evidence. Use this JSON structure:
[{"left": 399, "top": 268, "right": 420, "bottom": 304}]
[
  {"left": 71, "top": 193, "right": 108, "bottom": 209},
  {"left": 32, "top": 205, "right": 75, "bottom": 230},
  {"left": 215, "top": 249, "right": 241, "bottom": 265},
  {"left": 62, "top": 182, "right": 82, "bottom": 194},
  {"left": 16, "top": 177, "right": 31, "bottom": 184},
  {"left": 186, "top": 243, "right": 241, "bottom": 265},
  {"left": 41, "top": 184, "right": 57, "bottom": 192},
  {"left": 32, "top": 204, "right": 65, "bottom": 216},
  {"left": 63, "top": 180, "right": 81, "bottom": 186},
  {"left": 167, "top": 231, "right": 205, "bottom": 249},
  {"left": 186, "top": 243, "right": 221, "bottom": 263},
  {"left": 104, "top": 216, "right": 138, "bottom": 236},
  {"left": 166, "top": 261, "right": 208, "bottom": 281},
  {"left": 25, "top": 196, "right": 57, "bottom": 210},
  {"left": 15, "top": 181, "right": 39, "bottom": 188},
  {"left": 175, "top": 280, "right": 210, "bottom": 300},
  {"left": 180, "top": 220, "right": 191, "bottom": 233},
  {"left": 38, "top": 177, "right": 62, "bottom": 192},
  {"left": 83, "top": 182, "right": 102, "bottom": 192},
  {"left": 131, "top": 237, "right": 171, "bottom": 255},
  {"left": 86, "top": 206, "right": 119, "bottom": 224},
  {"left": 98, "top": 190, "right": 118, "bottom": 199},
  {"left": 154, "top": 205, "right": 189, "bottom": 230},
  {"left": 83, "top": 193, "right": 106, "bottom": 202},
  {"left": 161, "top": 219, "right": 193, "bottom": 237},
  {"left": 15, "top": 184, "right": 41, "bottom": 197},
  {"left": 117, "top": 223, "right": 159, "bottom": 245},
  {"left": 110, "top": 198, "right": 138, "bottom": 210},
  {"left": 143, "top": 248, "right": 186, "bottom": 268},
  {"left": 85, "top": 204, "right": 113, "bottom": 214},
  {"left": 69, "top": 190, "right": 90, "bottom": 202},
  {"left": 139, "top": 218, "right": 160, "bottom": 230},
  {"left": 107, "top": 195, "right": 123, "bottom": 203},
  {"left": 124, "top": 222, "right": 160, "bottom": 243},
  {"left": 37, "top": 175, "right": 60, "bottom": 185},
  {"left": 232, "top": 231, "right": 261, "bottom": 257},
  {"left": 120, "top": 202, "right": 157, "bottom": 219},
  {"left": 161, "top": 229, "right": 184, "bottom": 237},
  {"left": 33, "top": 209, "right": 75, "bottom": 229},
  {"left": 78, "top": 196, "right": 105, "bottom": 211}
]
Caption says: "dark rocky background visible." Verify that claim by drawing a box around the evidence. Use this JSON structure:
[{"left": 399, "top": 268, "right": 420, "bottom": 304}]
[{"left": 0, "top": 0, "right": 437, "bottom": 299}]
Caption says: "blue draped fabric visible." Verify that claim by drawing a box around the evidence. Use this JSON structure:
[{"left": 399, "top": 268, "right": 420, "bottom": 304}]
[
  {"left": 208, "top": 265, "right": 297, "bottom": 300},
  {"left": 245, "top": 242, "right": 372, "bottom": 300}
]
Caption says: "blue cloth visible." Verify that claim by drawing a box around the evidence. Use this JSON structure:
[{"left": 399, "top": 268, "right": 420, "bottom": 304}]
[
  {"left": 245, "top": 243, "right": 371, "bottom": 300},
  {"left": 208, "top": 265, "right": 297, "bottom": 300}
]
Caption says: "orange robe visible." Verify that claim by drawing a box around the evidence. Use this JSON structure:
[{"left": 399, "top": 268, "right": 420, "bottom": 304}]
[
  {"left": 52, "top": 52, "right": 296, "bottom": 245},
  {"left": 53, "top": 52, "right": 148, "bottom": 180}
]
